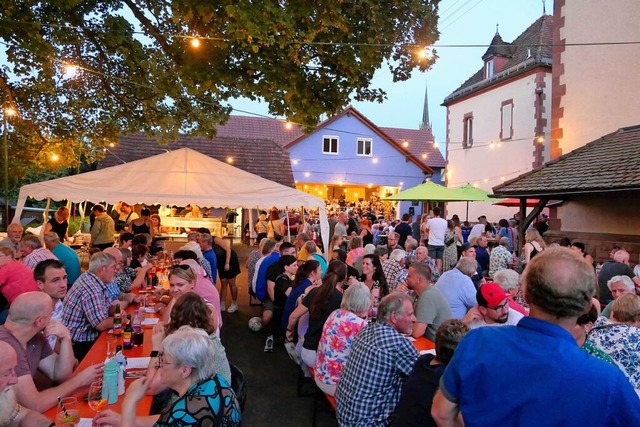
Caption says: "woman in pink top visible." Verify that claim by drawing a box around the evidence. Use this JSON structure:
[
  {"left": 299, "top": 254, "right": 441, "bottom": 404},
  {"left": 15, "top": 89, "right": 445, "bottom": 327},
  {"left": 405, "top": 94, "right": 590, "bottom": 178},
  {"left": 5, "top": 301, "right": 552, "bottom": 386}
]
[
  {"left": 346, "top": 236, "right": 364, "bottom": 267},
  {"left": 0, "top": 246, "right": 39, "bottom": 323},
  {"left": 314, "top": 282, "right": 372, "bottom": 396},
  {"left": 180, "top": 259, "right": 222, "bottom": 332}
]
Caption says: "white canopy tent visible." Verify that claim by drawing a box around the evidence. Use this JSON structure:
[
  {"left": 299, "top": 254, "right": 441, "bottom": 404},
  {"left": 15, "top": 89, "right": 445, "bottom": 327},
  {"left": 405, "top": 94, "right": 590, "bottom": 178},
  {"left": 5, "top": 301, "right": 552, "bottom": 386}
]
[{"left": 14, "top": 147, "right": 329, "bottom": 251}]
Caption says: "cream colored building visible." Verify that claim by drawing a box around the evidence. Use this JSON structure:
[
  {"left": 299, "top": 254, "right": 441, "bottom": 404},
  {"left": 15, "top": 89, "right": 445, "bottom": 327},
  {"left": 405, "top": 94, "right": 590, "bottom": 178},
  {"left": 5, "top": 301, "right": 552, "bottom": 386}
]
[
  {"left": 443, "top": 15, "right": 553, "bottom": 222},
  {"left": 551, "top": 0, "right": 640, "bottom": 157}
]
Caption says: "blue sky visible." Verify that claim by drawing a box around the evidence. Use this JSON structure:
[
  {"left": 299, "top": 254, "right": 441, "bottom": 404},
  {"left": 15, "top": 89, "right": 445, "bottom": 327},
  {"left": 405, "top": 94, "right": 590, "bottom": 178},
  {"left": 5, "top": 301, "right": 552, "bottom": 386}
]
[{"left": 229, "top": 0, "right": 553, "bottom": 143}]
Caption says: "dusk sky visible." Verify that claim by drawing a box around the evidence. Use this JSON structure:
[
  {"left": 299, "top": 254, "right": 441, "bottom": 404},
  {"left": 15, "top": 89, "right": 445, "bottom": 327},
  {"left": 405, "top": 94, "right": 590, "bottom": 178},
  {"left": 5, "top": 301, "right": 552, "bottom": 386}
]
[{"left": 230, "top": 0, "right": 554, "bottom": 144}]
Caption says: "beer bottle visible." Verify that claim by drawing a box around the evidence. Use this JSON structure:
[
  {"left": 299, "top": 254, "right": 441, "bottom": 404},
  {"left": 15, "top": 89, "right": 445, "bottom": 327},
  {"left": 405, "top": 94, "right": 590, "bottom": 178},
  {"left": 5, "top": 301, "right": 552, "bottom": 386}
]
[
  {"left": 113, "top": 304, "right": 122, "bottom": 336},
  {"left": 123, "top": 315, "right": 133, "bottom": 349}
]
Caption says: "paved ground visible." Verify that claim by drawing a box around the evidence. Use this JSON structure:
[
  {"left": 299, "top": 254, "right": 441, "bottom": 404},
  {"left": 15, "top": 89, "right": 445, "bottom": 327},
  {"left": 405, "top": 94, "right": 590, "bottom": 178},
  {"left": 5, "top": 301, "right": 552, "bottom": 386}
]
[{"left": 219, "top": 243, "right": 336, "bottom": 427}]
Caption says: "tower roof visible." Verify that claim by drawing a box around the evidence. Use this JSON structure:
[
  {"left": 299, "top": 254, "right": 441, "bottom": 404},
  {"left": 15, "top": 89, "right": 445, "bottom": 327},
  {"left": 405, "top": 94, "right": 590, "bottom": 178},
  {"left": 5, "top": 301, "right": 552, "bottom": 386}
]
[{"left": 481, "top": 31, "right": 515, "bottom": 61}]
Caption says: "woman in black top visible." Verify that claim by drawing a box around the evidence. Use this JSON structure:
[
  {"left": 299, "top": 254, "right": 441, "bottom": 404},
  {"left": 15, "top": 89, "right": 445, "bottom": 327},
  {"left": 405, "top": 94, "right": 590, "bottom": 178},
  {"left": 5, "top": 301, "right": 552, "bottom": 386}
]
[
  {"left": 129, "top": 208, "right": 153, "bottom": 237},
  {"left": 286, "top": 260, "right": 346, "bottom": 368},
  {"left": 45, "top": 206, "right": 70, "bottom": 242}
]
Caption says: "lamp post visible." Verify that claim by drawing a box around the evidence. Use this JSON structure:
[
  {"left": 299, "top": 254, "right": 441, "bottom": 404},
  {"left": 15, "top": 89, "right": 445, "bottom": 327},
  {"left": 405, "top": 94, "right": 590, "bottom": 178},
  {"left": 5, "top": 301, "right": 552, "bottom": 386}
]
[{"left": 3, "top": 107, "right": 16, "bottom": 228}]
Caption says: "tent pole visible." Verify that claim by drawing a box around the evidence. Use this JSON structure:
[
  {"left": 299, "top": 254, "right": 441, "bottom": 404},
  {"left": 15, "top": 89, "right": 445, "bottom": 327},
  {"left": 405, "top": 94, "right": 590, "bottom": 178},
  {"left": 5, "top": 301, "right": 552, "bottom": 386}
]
[{"left": 465, "top": 201, "right": 469, "bottom": 222}]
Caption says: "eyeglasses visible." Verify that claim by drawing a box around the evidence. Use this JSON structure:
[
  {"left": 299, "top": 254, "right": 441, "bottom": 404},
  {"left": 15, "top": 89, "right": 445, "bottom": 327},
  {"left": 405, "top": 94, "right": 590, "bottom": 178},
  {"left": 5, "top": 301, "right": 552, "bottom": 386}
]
[
  {"left": 154, "top": 352, "right": 174, "bottom": 369},
  {"left": 487, "top": 300, "right": 509, "bottom": 311},
  {"left": 169, "top": 264, "right": 191, "bottom": 271}
]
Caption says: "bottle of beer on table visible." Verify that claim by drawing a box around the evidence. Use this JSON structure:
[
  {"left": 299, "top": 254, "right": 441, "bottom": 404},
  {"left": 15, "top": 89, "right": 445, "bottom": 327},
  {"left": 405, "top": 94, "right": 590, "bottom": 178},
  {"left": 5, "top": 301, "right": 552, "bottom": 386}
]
[
  {"left": 113, "top": 304, "right": 122, "bottom": 337},
  {"left": 123, "top": 315, "right": 133, "bottom": 349},
  {"left": 132, "top": 310, "right": 143, "bottom": 346}
]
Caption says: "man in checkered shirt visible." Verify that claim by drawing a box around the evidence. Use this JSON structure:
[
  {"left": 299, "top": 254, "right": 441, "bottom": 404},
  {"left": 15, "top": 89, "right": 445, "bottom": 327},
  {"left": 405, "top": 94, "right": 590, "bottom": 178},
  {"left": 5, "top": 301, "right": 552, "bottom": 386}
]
[
  {"left": 336, "top": 293, "right": 419, "bottom": 427},
  {"left": 61, "top": 252, "right": 119, "bottom": 361}
]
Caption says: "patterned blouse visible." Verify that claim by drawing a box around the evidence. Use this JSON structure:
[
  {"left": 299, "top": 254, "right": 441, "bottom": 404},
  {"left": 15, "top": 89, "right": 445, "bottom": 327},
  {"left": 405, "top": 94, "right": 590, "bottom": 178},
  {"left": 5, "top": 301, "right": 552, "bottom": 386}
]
[
  {"left": 314, "top": 309, "right": 367, "bottom": 386},
  {"left": 587, "top": 317, "right": 640, "bottom": 396},
  {"left": 155, "top": 375, "right": 241, "bottom": 426}
]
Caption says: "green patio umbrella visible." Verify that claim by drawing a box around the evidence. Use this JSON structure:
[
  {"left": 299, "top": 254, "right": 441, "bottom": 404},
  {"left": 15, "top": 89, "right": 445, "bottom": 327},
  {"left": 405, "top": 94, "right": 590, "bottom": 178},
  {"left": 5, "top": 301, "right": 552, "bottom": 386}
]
[
  {"left": 453, "top": 183, "right": 504, "bottom": 221},
  {"left": 384, "top": 181, "right": 469, "bottom": 202}
]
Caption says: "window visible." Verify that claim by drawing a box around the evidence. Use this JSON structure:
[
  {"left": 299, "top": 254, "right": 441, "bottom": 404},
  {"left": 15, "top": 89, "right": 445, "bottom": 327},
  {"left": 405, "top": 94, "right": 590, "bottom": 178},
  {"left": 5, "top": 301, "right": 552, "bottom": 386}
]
[
  {"left": 500, "top": 100, "right": 513, "bottom": 140},
  {"left": 356, "top": 138, "right": 372, "bottom": 156},
  {"left": 485, "top": 59, "right": 494, "bottom": 78},
  {"left": 463, "top": 114, "right": 473, "bottom": 148},
  {"left": 322, "top": 135, "right": 339, "bottom": 154}
]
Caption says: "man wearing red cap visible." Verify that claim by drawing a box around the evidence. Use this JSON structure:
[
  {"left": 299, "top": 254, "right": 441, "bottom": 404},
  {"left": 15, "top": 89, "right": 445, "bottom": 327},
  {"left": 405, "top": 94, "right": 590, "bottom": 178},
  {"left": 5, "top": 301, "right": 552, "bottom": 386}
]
[{"left": 462, "top": 282, "right": 524, "bottom": 329}]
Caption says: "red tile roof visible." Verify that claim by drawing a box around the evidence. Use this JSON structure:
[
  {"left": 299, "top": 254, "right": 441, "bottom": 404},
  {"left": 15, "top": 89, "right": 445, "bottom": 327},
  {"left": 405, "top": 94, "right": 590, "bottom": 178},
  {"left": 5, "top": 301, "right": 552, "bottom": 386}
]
[
  {"left": 216, "top": 115, "right": 304, "bottom": 146},
  {"left": 99, "top": 134, "right": 295, "bottom": 187},
  {"left": 444, "top": 15, "right": 553, "bottom": 105},
  {"left": 380, "top": 127, "right": 446, "bottom": 168},
  {"left": 493, "top": 125, "right": 640, "bottom": 197}
]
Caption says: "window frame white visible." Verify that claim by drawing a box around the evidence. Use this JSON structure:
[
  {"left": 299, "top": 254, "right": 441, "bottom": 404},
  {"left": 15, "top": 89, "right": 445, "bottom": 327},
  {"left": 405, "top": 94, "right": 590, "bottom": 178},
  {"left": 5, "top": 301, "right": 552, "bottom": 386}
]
[
  {"left": 322, "top": 135, "right": 339, "bottom": 155},
  {"left": 356, "top": 138, "right": 373, "bottom": 157}
]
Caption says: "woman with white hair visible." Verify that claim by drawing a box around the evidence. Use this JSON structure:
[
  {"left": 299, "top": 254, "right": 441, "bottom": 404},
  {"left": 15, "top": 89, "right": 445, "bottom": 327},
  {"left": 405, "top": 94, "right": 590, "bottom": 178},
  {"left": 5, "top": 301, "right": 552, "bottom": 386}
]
[
  {"left": 587, "top": 294, "right": 640, "bottom": 396},
  {"left": 117, "top": 326, "right": 241, "bottom": 427},
  {"left": 314, "top": 282, "right": 372, "bottom": 396}
]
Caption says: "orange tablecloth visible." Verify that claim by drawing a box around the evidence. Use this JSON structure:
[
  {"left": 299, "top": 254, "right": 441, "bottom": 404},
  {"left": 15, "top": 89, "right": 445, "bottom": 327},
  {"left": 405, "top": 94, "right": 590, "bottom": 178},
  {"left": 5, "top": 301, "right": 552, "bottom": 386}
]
[
  {"left": 44, "top": 307, "right": 157, "bottom": 421},
  {"left": 412, "top": 336, "right": 435, "bottom": 352}
]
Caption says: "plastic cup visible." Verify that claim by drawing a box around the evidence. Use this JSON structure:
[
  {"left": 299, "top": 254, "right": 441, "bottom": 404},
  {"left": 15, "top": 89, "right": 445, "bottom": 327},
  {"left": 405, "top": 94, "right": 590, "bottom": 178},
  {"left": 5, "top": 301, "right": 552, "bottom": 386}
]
[{"left": 56, "top": 397, "right": 79, "bottom": 427}]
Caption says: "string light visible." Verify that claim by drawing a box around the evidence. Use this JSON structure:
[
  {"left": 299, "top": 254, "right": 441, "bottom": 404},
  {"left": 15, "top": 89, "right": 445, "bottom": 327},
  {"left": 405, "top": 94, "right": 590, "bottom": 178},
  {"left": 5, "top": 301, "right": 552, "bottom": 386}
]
[
  {"left": 536, "top": 135, "right": 545, "bottom": 143},
  {"left": 292, "top": 158, "right": 299, "bottom": 165},
  {"left": 51, "top": 153, "right": 59, "bottom": 162},
  {"left": 422, "top": 153, "right": 428, "bottom": 159},
  {"left": 63, "top": 64, "right": 78, "bottom": 77},
  {"left": 372, "top": 157, "right": 379, "bottom": 164},
  {"left": 190, "top": 38, "right": 200, "bottom": 48},
  {"left": 4, "top": 107, "right": 16, "bottom": 117},
  {"left": 226, "top": 156, "right": 234, "bottom": 163},
  {"left": 418, "top": 47, "right": 429, "bottom": 59},
  {"left": 402, "top": 140, "right": 409, "bottom": 147},
  {"left": 285, "top": 121, "right": 293, "bottom": 130},
  {"left": 304, "top": 172, "right": 310, "bottom": 177}
]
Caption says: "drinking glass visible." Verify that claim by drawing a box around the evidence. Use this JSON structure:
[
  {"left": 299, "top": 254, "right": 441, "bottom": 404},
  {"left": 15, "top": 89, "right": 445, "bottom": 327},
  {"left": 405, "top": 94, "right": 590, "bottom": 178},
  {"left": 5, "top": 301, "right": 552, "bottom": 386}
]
[
  {"left": 106, "top": 333, "right": 117, "bottom": 359},
  {"left": 55, "top": 397, "right": 79, "bottom": 427},
  {"left": 88, "top": 381, "right": 109, "bottom": 414}
]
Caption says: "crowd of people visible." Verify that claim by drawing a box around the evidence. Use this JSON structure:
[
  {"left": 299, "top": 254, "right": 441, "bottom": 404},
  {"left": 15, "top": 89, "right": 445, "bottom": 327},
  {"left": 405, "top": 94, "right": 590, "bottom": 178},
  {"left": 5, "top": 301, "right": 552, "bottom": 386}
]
[
  {"left": 2, "top": 200, "right": 640, "bottom": 426},
  {"left": 0, "top": 204, "right": 243, "bottom": 426},
  {"left": 246, "top": 206, "right": 640, "bottom": 425}
]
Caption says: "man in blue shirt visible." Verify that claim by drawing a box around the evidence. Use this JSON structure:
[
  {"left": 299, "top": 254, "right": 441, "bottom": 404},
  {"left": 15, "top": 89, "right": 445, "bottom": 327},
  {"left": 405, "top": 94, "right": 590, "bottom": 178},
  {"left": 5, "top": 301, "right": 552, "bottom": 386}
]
[
  {"left": 432, "top": 248, "right": 640, "bottom": 427},
  {"left": 198, "top": 233, "right": 218, "bottom": 285},
  {"left": 44, "top": 232, "right": 80, "bottom": 286}
]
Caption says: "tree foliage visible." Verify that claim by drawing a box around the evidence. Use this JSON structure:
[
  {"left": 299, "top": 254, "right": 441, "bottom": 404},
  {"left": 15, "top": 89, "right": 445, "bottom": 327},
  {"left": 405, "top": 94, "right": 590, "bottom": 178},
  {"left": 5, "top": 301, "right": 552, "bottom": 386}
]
[{"left": 0, "top": 0, "right": 440, "bottom": 181}]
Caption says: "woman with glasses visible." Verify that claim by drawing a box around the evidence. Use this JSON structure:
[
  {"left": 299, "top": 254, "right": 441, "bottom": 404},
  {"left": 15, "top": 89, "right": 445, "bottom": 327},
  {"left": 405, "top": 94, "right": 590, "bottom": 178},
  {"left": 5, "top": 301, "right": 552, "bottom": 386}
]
[
  {"left": 97, "top": 326, "right": 241, "bottom": 427},
  {"left": 151, "top": 293, "right": 231, "bottom": 386},
  {"left": 157, "top": 262, "right": 221, "bottom": 333}
]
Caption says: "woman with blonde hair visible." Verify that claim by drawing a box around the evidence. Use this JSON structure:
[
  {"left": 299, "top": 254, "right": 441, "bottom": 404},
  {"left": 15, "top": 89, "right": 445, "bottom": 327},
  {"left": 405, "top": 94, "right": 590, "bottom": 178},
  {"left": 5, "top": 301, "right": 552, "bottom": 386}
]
[
  {"left": 522, "top": 228, "right": 546, "bottom": 266},
  {"left": 45, "top": 206, "right": 70, "bottom": 242}
]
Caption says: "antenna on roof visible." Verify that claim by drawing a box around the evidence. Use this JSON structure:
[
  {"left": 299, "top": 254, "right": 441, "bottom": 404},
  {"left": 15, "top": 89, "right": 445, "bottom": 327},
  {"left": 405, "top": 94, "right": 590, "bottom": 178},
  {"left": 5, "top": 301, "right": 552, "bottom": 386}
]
[
  {"left": 542, "top": 0, "right": 546, "bottom": 15},
  {"left": 495, "top": 23, "right": 499, "bottom": 35}
]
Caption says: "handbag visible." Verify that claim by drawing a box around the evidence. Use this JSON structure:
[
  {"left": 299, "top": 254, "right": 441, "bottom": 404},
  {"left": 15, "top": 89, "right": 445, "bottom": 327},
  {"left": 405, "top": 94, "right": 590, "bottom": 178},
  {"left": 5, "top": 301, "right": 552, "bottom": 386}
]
[
  {"left": 445, "top": 235, "right": 455, "bottom": 246},
  {"left": 270, "top": 221, "right": 282, "bottom": 241}
]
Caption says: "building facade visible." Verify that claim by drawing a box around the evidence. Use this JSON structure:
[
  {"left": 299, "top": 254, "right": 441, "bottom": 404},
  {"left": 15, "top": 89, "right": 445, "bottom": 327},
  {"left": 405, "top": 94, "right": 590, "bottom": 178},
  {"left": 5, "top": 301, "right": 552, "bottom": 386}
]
[{"left": 443, "top": 15, "right": 553, "bottom": 222}]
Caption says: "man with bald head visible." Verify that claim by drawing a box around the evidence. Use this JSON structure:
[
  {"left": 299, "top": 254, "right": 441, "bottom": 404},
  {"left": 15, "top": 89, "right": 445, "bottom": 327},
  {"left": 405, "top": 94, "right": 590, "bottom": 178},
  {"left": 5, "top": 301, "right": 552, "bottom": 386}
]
[
  {"left": 0, "top": 341, "right": 51, "bottom": 426},
  {"left": 0, "top": 292, "right": 101, "bottom": 412},
  {"left": 598, "top": 249, "right": 639, "bottom": 304},
  {"left": 432, "top": 248, "right": 640, "bottom": 426}
]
